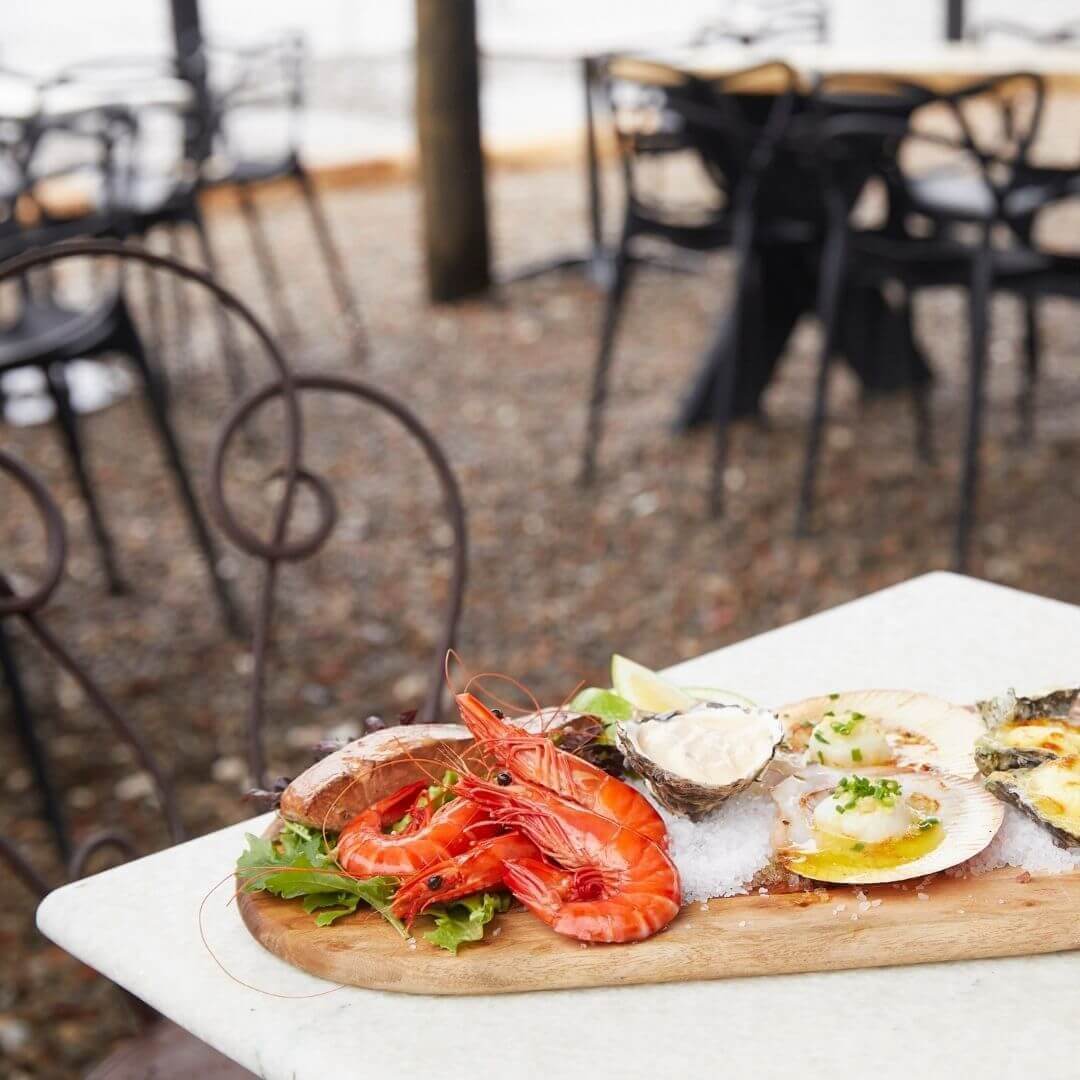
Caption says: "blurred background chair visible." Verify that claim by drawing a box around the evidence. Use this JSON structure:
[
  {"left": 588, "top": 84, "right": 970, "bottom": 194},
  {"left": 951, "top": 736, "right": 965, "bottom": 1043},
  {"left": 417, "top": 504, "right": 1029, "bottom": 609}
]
[
  {"left": 0, "top": 109, "right": 239, "bottom": 624},
  {"left": 691, "top": 0, "right": 829, "bottom": 46},
  {"left": 795, "top": 71, "right": 1067, "bottom": 569},
  {"left": 198, "top": 33, "right": 366, "bottom": 358}
]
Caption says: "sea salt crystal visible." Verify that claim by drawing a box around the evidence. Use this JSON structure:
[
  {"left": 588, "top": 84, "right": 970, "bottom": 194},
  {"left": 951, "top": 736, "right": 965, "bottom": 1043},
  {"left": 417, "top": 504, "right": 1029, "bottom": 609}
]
[
  {"left": 738, "top": 920, "right": 748, "bottom": 928},
  {"left": 653, "top": 788, "right": 774, "bottom": 904},
  {"left": 492, "top": 927, "right": 502, "bottom": 936},
  {"left": 870, "top": 899, "right": 882, "bottom": 908},
  {"left": 858, "top": 901, "right": 871, "bottom": 913},
  {"left": 963, "top": 805, "right": 1080, "bottom": 877},
  {"left": 917, "top": 892, "right": 929, "bottom": 901},
  {"left": 855, "top": 890, "right": 867, "bottom": 902},
  {"left": 850, "top": 912, "right": 859, "bottom": 921}
]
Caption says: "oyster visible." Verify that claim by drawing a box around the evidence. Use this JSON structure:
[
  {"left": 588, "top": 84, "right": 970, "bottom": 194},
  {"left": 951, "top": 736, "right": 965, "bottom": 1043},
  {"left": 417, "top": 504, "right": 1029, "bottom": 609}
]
[
  {"left": 771, "top": 766, "right": 1003, "bottom": 885},
  {"left": 975, "top": 687, "right": 1080, "bottom": 775},
  {"left": 779, "top": 689, "right": 983, "bottom": 777},
  {"left": 984, "top": 757, "right": 1080, "bottom": 849},
  {"left": 617, "top": 704, "right": 783, "bottom": 819}
]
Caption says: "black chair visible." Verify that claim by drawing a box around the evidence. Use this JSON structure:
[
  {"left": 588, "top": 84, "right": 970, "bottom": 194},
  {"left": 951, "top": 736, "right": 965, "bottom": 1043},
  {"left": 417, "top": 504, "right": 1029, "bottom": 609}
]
[
  {"left": 580, "top": 59, "right": 801, "bottom": 511},
  {"left": 794, "top": 73, "right": 1058, "bottom": 569},
  {"left": 198, "top": 34, "right": 366, "bottom": 359},
  {"left": 692, "top": 0, "right": 829, "bottom": 46}
]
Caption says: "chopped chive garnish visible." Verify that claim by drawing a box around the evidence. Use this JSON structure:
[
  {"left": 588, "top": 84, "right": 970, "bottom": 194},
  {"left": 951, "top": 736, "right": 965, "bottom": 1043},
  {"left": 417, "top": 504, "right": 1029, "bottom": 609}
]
[
  {"left": 851, "top": 748, "right": 863, "bottom": 762},
  {"left": 832, "top": 775, "right": 902, "bottom": 812},
  {"left": 813, "top": 730, "right": 829, "bottom": 744},
  {"left": 852, "top": 842, "right": 865, "bottom": 852},
  {"left": 817, "top": 751, "right": 825, "bottom": 764},
  {"left": 918, "top": 817, "right": 940, "bottom": 831},
  {"left": 828, "top": 693, "right": 840, "bottom": 701}
]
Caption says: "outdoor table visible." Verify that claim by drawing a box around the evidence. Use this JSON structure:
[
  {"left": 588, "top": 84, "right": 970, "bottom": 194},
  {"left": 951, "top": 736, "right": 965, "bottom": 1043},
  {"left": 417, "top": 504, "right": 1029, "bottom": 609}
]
[
  {"left": 36, "top": 571, "right": 1080, "bottom": 1079},
  {"left": 608, "top": 41, "right": 1080, "bottom": 94},
  {"left": 607, "top": 41, "right": 1080, "bottom": 429}
]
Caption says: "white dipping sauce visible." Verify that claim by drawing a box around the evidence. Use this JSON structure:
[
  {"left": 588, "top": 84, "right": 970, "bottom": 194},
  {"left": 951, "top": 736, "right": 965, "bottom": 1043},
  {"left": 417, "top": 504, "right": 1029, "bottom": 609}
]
[{"left": 633, "top": 706, "right": 778, "bottom": 786}]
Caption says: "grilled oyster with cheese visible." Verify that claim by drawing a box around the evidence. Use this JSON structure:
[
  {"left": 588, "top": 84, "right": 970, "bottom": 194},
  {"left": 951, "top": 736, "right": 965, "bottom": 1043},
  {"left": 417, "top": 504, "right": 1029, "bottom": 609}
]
[
  {"left": 984, "top": 757, "right": 1080, "bottom": 849},
  {"left": 975, "top": 687, "right": 1080, "bottom": 775}
]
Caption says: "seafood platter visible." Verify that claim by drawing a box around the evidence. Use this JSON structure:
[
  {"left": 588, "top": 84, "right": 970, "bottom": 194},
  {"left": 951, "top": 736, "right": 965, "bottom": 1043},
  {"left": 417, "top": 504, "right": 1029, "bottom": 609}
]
[{"left": 235, "top": 657, "right": 1080, "bottom": 993}]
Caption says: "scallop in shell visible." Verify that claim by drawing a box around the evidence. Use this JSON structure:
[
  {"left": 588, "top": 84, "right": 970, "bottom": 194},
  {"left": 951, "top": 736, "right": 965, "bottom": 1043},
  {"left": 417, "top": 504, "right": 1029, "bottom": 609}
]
[
  {"left": 617, "top": 703, "right": 783, "bottom": 820},
  {"left": 779, "top": 690, "right": 982, "bottom": 777},
  {"left": 771, "top": 766, "right": 1003, "bottom": 885},
  {"left": 975, "top": 687, "right": 1080, "bottom": 775}
]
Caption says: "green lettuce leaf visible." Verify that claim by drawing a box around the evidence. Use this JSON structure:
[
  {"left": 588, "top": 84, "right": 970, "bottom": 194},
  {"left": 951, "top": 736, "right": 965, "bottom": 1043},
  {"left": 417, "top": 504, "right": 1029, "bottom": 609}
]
[
  {"left": 236, "top": 824, "right": 404, "bottom": 936},
  {"left": 423, "top": 892, "right": 511, "bottom": 954}
]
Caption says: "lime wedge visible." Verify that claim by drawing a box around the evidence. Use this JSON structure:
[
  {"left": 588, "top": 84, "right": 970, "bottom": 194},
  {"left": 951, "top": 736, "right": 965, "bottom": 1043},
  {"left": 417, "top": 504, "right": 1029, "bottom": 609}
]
[
  {"left": 683, "top": 686, "right": 757, "bottom": 708},
  {"left": 611, "top": 655, "right": 696, "bottom": 713},
  {"left": 569, "top": 687, "right": 634, "bottom": 723}
]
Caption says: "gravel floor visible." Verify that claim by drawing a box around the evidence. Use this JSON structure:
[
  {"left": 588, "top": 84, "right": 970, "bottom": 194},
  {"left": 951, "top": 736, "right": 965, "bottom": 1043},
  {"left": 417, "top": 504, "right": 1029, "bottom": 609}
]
[{"left": 2, "top": 161, "right": 1079, "bottom": 1076}]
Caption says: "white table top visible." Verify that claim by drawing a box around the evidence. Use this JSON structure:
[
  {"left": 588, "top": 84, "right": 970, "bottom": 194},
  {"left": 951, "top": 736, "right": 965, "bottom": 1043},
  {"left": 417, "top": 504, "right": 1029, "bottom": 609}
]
[
  {"left": 37, "top": 572, "right": 1080, "bottom": 1080},
  {"left": 611, "top": 40, "right": 1080, "bottom": 92}
]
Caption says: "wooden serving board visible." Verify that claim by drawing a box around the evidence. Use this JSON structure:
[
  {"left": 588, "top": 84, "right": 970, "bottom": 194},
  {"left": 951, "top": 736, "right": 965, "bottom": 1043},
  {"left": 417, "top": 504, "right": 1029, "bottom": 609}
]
[{"left": 238, "top": 866, "right": 1080, "bottom": 995}]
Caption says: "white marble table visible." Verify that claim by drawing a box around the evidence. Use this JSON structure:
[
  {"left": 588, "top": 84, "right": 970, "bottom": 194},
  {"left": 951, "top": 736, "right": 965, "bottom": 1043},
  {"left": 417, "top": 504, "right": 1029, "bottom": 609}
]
[{"left": 37, "top": 572, "right": 1080, "bottom": 1080}]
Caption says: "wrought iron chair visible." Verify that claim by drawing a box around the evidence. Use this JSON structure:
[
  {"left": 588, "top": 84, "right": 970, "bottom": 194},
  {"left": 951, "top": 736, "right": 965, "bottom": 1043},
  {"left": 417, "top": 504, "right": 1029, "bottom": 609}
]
[
  {"left": 794, "top": 73, "right": 1055, "bottom": 569},
  {"left": 579, "top": 60, "right": 801, "bottom": 514},
  {"left": 1, "top": 239, "right": 467, "bottom": 1074}
]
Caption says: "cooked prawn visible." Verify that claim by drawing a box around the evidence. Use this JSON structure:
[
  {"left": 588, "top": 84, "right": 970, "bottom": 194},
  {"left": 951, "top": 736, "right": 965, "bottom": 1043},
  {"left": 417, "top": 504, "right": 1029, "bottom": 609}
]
[
  {"left": 455, "top": 773, "right": 680, "bottom": 943},
  {"left": 390, "top": 831, "right": 539, "bottom": 923},
  {"left": 455, "top": 692, "right": 668, "bottom": 848},
  {"left": 336, "top": 780, "right": 491, "bottom": 878}
]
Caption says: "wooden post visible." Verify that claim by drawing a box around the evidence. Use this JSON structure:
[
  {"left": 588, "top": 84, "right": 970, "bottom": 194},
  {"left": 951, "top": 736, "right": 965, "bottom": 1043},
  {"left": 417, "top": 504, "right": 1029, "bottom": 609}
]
[{"left": 415, "top": 0, "right": 491, "bottom": 301}]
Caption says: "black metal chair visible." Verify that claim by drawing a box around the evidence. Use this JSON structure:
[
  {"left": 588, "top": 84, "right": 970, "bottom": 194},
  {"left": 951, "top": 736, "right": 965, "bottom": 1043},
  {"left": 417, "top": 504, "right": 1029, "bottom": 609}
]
[
  {"left": 691, "top": 0, "right": 829, "bottom": 46},
  {"left": 0, "top": 116, "right": 240, "bottom": 625},
  {"left": 198, "top": 33, "right": 366, "bottom": 359},
  {"left": 794, "top": 73, "right": 1057, "bottom": 569},
  {"left": 968, "top": 18, "right": 1080, "bottom": 46},
  {"left": 579, "top": 59, "right": 801, "bottom": 511}
]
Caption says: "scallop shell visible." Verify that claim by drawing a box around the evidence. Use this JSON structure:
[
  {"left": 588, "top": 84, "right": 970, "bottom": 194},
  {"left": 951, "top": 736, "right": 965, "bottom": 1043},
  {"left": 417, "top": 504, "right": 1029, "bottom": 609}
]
[
  {"left": 617, "top": 705, "right": 783, "bottom": 820},
  {"left": 771, "top": 767, "right": 1003, "bottom": 885},
  {"left": 778, "top": 690, "right": 982, "bottom": 778}
]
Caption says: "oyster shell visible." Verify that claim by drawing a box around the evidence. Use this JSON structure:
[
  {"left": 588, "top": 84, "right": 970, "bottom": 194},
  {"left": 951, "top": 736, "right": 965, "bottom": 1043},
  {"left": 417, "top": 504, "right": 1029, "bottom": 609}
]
[
  {"left": 975, "top": 687, "right": 1080, "bottom": 775},
  {"left": 778, "top": 689, "right": 982, "bottom": 777},
  {"left": 984, "top": 757, "right": 1080, "bottom": 849},
  {"left": 771, "top": 767, "right": 1003, "bottom": 885},
  {"left": 617, "top": 704, "right": 783, "bottom": 820}
]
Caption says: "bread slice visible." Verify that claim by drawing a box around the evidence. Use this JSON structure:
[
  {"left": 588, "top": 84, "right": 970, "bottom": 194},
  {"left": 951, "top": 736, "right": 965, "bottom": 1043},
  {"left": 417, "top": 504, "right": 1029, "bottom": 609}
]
[{"left": 279, "top": 724, "right": 474, "bottom": 832}]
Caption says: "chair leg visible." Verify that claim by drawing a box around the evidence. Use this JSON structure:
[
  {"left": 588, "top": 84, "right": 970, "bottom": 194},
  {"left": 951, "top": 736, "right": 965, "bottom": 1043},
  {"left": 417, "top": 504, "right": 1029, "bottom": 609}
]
[
  {"left": 579, "top": 221, "right": 635, "bottom": 487},
  {"left": 122, "top": 319, "right": 244, "bottom": 636},
  {"left": 45, "top": 364, "right": 127, "bottom": 594},
  {"left": 795, "top": 217, "right": 848, "bottom": 538},
  {"left": 954, "top": 242, "right": 993, "bottom": 572},
  {"left": 166, "top": 224, "right": 192, "bottom": 377},
  {"left": 190, "top": 204, "right": 247, "bottom": 397},
  {"left": 1020, "top": 295, "right": 1039, "bottom": 443},
  {"left": 901, "top": 289, "right": 934, "bottom": 465},
  {"left": 294, "top": 166, "right": 367, "bottom": 361},
  {"left": 235, "top": 183, "right": 301, "bottom": 346},
  {"left": 709, "top": 201, "right": 759, "bottom": 517},
  {"left": 0, "top": 619, "right": 72, "bottom": 861}
]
